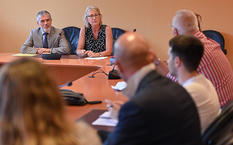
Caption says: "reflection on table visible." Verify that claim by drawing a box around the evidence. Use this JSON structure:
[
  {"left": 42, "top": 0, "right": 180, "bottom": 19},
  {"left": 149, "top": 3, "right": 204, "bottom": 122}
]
[{"left": 0, "top": 53, "right": 128, "bottom": 123}]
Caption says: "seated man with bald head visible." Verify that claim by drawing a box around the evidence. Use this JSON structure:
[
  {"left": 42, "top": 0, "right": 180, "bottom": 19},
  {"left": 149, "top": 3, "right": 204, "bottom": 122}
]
[
  {"left": 156, "top": 9, "right": 233, "bottom": 107},
  {"left": 104, "top": 32, "right": 203, "bottom": 145}
]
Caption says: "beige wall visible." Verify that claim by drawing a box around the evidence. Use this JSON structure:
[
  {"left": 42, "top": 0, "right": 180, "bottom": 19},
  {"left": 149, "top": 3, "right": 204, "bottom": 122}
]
[{"left": 1, "top": 0, "right": 233, "bottom": 67}]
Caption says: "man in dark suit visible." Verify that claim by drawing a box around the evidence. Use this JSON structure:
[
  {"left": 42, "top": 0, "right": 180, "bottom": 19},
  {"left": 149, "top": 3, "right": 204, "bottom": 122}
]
[
  {"left": 21, "top": 10, "right": 71, "bottom": 54},
  {"left": 104, "top": 32, "right": 203, "bottom": 145}
]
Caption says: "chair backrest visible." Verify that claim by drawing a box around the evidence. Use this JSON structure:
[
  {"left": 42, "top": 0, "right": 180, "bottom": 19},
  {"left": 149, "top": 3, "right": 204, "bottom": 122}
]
[
  {"left": 202, "top": 101, "right": 233, "bottom": 145},
  {"left": 112, "top": 27, "right": 125, "bottom": 45},
  {"left": 202, "top": 30, "right": 227, "bottom": 54},
  {"left": 111, "top": 28, "right": 125, "bottom": 55},
  {"left": 63, "top": 27, "right": 125, "bottom": 55},
  {"left": 63, "top": 26, "right": 80, "bottom": 54}
]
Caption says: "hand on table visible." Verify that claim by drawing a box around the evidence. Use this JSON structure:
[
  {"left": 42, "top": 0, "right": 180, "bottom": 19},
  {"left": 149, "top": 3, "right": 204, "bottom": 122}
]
[
  {"left": 76, "top": 49, "right": 88, "bottom": 57},
  {"left": 105, "top": 99, "right": 124, "bottom": 120},
  {"left": 87, "top": 51, "right": 100, "bottom": 57}
]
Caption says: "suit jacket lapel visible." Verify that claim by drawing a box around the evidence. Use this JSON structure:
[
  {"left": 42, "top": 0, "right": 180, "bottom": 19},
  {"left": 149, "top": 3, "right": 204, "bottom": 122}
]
[
  {"left": 37, "top": 28, "right": 43, "bottom": 48},
  {"left": 48, "top": 26, "right": 55, "bottom": 48}
]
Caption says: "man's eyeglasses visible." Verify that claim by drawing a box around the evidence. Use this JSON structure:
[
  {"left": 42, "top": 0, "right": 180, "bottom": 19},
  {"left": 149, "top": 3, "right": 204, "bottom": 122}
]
[{"left": 87, "top": 14, "right": 100, "bottom": 18}]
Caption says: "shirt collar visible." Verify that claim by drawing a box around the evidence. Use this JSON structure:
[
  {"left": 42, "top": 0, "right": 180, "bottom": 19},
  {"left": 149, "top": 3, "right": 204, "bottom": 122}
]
[
  {"left": 122, "top": 63, "right": 156, "bottom": 98},
  {"left": 182, "top": 74, "right": 203, "bottom": 87},
  {"left": 40, "top": 28, "right": 51, "bottom": 35}
]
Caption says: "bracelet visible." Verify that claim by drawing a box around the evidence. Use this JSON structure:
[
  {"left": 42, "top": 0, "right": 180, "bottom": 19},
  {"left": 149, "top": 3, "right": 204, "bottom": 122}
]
[{"left": 155, "top": 58, "right": 161, "bottom": 66}]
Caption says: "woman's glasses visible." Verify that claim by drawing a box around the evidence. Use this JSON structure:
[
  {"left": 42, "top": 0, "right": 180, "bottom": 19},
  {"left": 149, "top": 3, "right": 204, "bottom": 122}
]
[{"left": 87, "top": 14, "right": 100, "bottom": 18}]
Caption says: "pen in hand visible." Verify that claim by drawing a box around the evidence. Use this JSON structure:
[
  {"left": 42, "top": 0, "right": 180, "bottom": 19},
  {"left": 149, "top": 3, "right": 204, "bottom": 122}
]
[
  {"left": 105, "top": 99, "right": 124, "bottom": 120},
  {"left": 105, "top": 99, "right": 113, "bottom": 108}
]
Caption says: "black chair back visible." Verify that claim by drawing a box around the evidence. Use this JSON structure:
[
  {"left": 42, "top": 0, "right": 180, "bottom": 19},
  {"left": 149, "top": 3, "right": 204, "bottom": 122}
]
[
  {"left": 202, "top": 30, "right": 226, "bottom": 54},
  {"left": 112, "top": 27, "right": 125, "bottom": 45},
  {"left": 111, "top": 28, "right": 125, "bottom": 55},
  {"left": 63, "top": 26, "right": 80, "bottom": 54},
  {"left": 63, "top": 27, "right": 126, "bottom": 55},
  {"left": 202, "top": 101, "right": 233, "bottom": 145}
]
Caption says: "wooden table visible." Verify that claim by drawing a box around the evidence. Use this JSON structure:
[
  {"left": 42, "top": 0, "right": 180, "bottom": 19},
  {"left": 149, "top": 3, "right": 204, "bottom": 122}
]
[{"left": 0, "top": 53, "right": 128, "bottom": 123}]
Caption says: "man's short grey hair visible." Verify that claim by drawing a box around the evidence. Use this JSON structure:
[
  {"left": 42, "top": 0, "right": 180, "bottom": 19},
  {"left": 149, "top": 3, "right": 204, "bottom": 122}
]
[
  {"left": 36, "top": 10, "right": 52, "bottom": 22},
  {"left": 172, "top": 9, "right": 199, "bottom": 34},
  {"left": 83, "top": 5, "right": 102, "bottom": 28}
]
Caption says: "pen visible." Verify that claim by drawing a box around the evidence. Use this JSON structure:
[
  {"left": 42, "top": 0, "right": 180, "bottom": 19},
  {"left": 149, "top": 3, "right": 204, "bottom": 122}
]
[
  {"left": 99, "top": 116, "right": 112, "bottom": 119},
  {"left": 105, "top": 99, "right": 114, "bottom": 108}
]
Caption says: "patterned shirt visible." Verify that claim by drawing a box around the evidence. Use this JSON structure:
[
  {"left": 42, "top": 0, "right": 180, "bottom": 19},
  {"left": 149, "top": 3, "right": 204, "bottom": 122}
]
[
  {"left": 168, "top": 30, "right": 233, "bottom": 107},
  {"left": 84, "top": 25, "right": 106, "bottom": 53}
]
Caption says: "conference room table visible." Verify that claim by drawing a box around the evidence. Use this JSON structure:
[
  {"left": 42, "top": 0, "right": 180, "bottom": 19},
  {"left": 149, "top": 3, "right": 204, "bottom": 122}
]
[{"left": 0, "top": 53, "right": 128, "bottom": 125}]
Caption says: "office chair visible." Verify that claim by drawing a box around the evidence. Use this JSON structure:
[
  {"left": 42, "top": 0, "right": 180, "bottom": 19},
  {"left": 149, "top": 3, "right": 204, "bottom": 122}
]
[
  {"left": 202, "top": 101, "right": 233, "bottom": 145},
  {"left": 63, "top": 27, "right": 126, "bottom": 55},
  {"left": 63, "top": 26, "right": 80, "bottom": 54},
  {"left": 112, "top": 27, "right": 125, "bottom": 43},
  {"left": 202, "top": 30, "right": 227, "bottom": 54},
  {"left": 111, "top": 27, "right": 125, "bottom": 55}
]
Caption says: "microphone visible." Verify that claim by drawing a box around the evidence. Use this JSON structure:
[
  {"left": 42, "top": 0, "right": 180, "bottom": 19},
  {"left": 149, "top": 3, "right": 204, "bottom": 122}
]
[
  {"left": 41, "top": 53, "right": 61, "bottom": 60},
  {"left": 59, "top": 81, "right": 72, "bottom": 88},
  {"left": 88, "top": 69, "right": 108, "bottom": 78},
  {"left": 108, "top": 64, "right": 121, "bottom": 79},
  {"left": 60, "top": 82, "right": 102, "bottom": 105},
  {"left": 41, "top": 32, "right": 62, "bottom": 60},
  {"left": 112, "top": 63, "right": 116, "bottom": 71}
]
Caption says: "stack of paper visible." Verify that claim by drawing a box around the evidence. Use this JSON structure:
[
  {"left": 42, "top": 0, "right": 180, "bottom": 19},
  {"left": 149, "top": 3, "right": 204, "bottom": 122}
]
[
  {"left": 111, "top": 81, "right": 127, "bottom": 91},
  {"left": 92, "top": 111, "right": 118, "bottom": 126},
  {"left": 13, "top": 53, "right": 37, "bottom": 57},
  {"left": 85, "top": 57, "right": 108, "bottom": 60}
]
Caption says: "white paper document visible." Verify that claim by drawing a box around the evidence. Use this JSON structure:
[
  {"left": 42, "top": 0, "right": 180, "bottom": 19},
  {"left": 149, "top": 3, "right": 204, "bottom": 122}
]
[
  {"left": 85, "top": 57, "right": 108, "bottom": 60},
  {"left": 111, "top": 81, "right": 127, "bottom": 91},
  {"left": 13, "top": 53, "right": 37, "bottom": 57},
  {"left": 92, "top": 111, "right": 118, "bottom": 126}
]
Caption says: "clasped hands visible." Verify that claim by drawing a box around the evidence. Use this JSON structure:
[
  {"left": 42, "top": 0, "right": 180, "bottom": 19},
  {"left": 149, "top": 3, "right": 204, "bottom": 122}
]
[
  {"left": 77, "top": 50, "right": 101, "bottom": 57},
  {"left": 37, "top": 48, "right": 51, "bottom": 54}
]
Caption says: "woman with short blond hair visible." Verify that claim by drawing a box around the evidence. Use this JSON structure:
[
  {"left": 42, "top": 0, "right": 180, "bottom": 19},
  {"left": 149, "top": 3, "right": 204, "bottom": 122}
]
[{"left": 76, "top": 6, "right": 113, "bottom": 57}]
